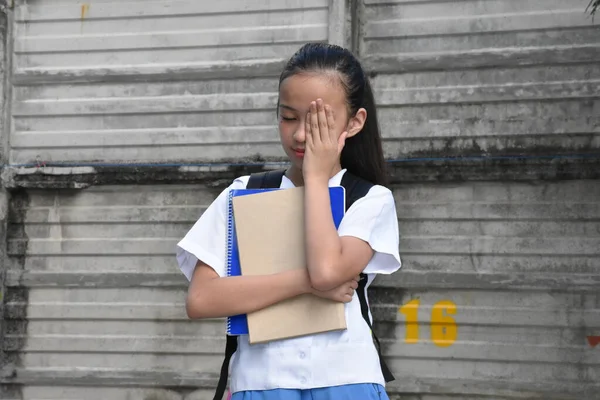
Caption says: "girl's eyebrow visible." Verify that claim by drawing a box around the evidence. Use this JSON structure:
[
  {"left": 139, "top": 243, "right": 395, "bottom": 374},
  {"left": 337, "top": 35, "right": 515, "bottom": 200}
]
[{"left": 278, "top": 103, "right": 297, "bottom": 112}]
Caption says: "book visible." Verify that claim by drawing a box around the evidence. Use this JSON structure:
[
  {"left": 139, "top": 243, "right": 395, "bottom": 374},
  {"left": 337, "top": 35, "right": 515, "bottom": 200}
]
[
  {"left": 226, "top": 186, "right": 346, "bottom": 344},
  {"left": 225, "top": 187, "right": 279, "bottom": 336}
]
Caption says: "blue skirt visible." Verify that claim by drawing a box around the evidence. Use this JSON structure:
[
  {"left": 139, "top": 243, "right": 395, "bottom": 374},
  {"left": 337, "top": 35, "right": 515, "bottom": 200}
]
[{"left": 231, "top": 383, "right": 389, "bottom": 400}]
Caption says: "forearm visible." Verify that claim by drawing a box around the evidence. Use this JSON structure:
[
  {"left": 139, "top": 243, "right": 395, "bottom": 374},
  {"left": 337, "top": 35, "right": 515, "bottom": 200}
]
[
  {"left": 186, "top": 268, "right": 311, "bottom": 319},
  {"left": 304, "top": 178, "right": 344, "bottom": 290}
]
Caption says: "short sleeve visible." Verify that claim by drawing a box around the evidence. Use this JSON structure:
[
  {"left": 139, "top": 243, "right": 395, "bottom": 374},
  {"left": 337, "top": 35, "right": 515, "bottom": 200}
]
[
  {"left": 337, "top": 185, "right": 401, "bottom": 275},
  {"left": 175, "top": 176, "right": 249, "bottom": 281}
]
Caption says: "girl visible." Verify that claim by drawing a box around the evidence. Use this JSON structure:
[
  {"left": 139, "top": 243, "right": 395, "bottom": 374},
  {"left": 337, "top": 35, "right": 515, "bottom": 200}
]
[{"left": 176, "top": 42, "right": 401, "bottom": 400}]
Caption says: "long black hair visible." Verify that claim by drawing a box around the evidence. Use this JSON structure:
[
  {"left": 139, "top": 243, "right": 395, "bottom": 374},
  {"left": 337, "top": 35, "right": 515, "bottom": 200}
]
[{"left": 278, "top": 42, "right": 388, "bottom": 186}]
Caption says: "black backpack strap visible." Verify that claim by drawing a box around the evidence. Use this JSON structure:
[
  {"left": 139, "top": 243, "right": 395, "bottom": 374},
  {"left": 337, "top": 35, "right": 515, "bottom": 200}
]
[
  {"left": 214, "top": 168, "right": 286, "bottom": 400},
  {"left": 356, "top": 273, "right": 395, "bottom": 382},
  {"left": 340, "top": 171, "right": 395, "bottom": 383},
  {"left": 213, "top": 335, "right": 238, "bottom": 400},
  {"left": 246, "top": 169, "right": 286, "bottom": 190},
  {"left": 340, "top": 171, "right": 373, "bottom": 210}
]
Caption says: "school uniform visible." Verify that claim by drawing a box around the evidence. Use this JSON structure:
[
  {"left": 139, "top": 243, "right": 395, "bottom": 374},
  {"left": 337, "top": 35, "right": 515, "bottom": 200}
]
[{"left": 176, "top": 169, "right": 401, "bottom": 400}]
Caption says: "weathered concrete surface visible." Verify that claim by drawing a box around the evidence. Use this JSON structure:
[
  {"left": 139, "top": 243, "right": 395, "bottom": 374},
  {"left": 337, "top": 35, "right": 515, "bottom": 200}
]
[
  {"left": 5, "top": 0, "right": 599, "bottom": 177},
  {"left": 1, "top": 1, "right": 600, "bottom": 399},
  {"left": 0, "top": 181, "right": 598, "bottom": 399},
  {"left": 360, "top": 0, "right": 600, "bottom": 170},
  {"left": 2, "top": 154, "right": 600, "bottom": 190},
  {"left": 8, "top": 0, "right": 328, "bottom": 168},
  {"left": 0, "top": 2, "right": 19, "bottom": 399},
  {"left": 0, "top": 189, "right": 13, "bottom": 400}
]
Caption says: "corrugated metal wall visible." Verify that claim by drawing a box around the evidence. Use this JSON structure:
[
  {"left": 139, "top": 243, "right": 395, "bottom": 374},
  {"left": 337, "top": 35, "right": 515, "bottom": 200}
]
[
  {"left": 361, "top": 0, "right": 599, "bottom": 159},
  {"left": 1, "top": 0, "right": 599, "bottom": 399},
  {"left": 4, "top": 185, "right": 225, "bottom": 400},
  {"left": 10, "top": 0, "right": 333, "bottom": 165},
  {"left": 377, "top": 180, "right": 600, "bottom": 399},
  {"left": 3, "top": 181, "right": 599, "bottom": 399},
  {"left": 9, "top": 0, "right": 600, "bottom": 166},
  {"left": 356, "top": 0, "right": 600, "bottom": 397}
]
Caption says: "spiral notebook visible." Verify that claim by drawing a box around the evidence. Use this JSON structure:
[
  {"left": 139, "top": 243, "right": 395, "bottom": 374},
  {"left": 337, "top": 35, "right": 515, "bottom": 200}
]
[
  {"left": 225, "top": 187, "right": 279, "bottom": 336},
  {"left": 225, "top": 186, "right": 346, "bottom": 343}
]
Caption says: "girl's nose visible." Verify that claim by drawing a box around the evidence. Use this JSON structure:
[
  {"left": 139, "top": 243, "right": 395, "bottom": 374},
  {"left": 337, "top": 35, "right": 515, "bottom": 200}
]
[{"left": 294, "top": 125, "right": 306, "bottom": 143}]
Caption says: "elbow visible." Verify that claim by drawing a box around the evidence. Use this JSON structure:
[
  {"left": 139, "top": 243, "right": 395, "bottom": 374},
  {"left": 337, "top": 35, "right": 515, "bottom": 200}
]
[
  {"left": 185, "top": 295, "right": 211, "bottom": 320},
  {"left": 185, "top": 300, "right": 202, "bottom": 319},
  {"left": 308, "top": 267, "right": 341, "bottom": 292}
]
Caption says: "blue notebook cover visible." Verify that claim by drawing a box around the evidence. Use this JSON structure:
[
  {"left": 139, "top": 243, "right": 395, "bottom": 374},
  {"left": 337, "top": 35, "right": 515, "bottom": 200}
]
[{"left": 225, "top": 186, "right": 346, "bottom": 336}]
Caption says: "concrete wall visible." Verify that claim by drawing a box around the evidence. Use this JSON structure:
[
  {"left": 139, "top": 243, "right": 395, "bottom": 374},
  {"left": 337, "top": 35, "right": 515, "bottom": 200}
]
[
  {"left": 1, "top": 1, "right": 599, "bottom": 400},
  {"left": 2, "top": 181, "right": 599, "bottom": 400},
  {"left": 1, "top": 2, "right": 14, "bottom": 398},
  {"left": 359, "top": 0, "right": 600, "bottom": 161},
  {"left": 9, "top": 0, "right": 336, "bottom": 165},
  {"left": 10, "top": 0, "right": 600, "bottom": 169}
]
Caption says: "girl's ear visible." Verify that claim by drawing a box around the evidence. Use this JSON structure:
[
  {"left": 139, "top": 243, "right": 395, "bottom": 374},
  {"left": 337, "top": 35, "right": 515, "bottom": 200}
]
[{"left": 345, "top": 108, "right": 367, "bottom": 138}]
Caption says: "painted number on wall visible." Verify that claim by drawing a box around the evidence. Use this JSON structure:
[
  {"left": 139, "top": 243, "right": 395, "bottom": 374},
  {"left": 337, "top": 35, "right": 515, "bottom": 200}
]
[{"left": 399, "top": 299, "right": 457, "bottom": 347}]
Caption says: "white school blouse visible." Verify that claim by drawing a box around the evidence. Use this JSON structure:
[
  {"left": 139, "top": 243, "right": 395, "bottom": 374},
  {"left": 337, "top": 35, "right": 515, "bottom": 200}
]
[{"left": 176, "top": 169, "right": 401, "bottom": 393}]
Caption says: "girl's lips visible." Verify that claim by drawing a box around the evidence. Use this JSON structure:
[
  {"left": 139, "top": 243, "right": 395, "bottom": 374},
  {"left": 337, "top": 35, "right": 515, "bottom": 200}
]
[{"left": 294, "top": 149, "right": 305, "bottom": 157}]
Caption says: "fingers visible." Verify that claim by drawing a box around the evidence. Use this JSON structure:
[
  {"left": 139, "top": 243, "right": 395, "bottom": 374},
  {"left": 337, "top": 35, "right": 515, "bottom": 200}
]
[
  {"left": 305, "top": 110, "right": 313, "bottom": 147},
  {"left": 325, "top": 104, "right": 336, "bottom": 136},
  {"left": 309, "top": 101, "right": 321, "bottom": 143},
  {"left": 343, "top": 292, "right": 354, "bottom": 303},
  {"left": 309, "top": 99, "right": 336, "bottom": 145},
  {"left": 316, "top": 99, "right": 329, "bottom": 143},
  {"left": 344, "top": 279, "right": 359, "bottom": 302},
  {"left": 345, "top": 281, "right": 358, "bottom": 298},
  {"left": 326, "top": 103, "right": 343, "bottom": 148}
]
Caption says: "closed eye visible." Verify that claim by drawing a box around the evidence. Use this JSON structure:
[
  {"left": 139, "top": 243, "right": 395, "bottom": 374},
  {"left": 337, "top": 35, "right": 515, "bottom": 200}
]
[{"left": 281, "top": 116, "right": 296, "bottom": 121}]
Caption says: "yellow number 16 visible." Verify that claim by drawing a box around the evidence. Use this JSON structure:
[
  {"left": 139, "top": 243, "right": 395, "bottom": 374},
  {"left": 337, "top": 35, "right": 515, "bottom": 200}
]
[{"left": 399, "top": 299, "right": 457, "bottom": 347}]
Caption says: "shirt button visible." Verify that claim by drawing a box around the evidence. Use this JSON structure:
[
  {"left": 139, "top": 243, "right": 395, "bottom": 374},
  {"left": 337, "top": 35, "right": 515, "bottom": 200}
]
[
  {"left": 299, "top": 351, "right": 306, "bottom": 359},
  {"left": 300, "top": 377, "right": 307, "bottom": 384}
]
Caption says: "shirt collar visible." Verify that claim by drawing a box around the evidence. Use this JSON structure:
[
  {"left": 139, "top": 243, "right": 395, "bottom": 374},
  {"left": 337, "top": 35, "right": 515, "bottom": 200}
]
[{"left": 280, "top": 168, "right": 347, "bottom": 188}]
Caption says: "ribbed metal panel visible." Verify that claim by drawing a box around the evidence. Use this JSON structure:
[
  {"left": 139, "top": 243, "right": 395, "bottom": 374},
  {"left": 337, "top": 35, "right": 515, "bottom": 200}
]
[
  {"left": 2, "top": 1, "right": 599, "bottom": 400},
  {"left": 360, "top": 0, "right": 600, "bottom": 159},
  {"left": 4, "top": 185, "right": 224, "bottom": 399},
  {"left": 376, "top": 179, "right": 600, "bottom": 398},
  {"left": 3, "top": 180, "right": 599, "bottom": 399},
  {"left": 10, "top": 0, "right": 330, "bottom": 165}
]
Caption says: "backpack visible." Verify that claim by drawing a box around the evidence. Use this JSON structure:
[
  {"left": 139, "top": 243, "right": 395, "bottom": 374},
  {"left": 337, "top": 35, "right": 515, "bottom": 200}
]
[{"left": 213, "top": 169, "right": 394, "bottom": 400}]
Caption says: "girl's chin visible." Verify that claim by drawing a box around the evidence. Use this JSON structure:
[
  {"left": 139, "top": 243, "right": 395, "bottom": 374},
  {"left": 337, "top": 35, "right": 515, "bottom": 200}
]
[
  {"left": 290, "top": 159, "right": 303, "bottom": 170},
  {"left": 287, "top": 153, "right": 304, "bottom": 166}
]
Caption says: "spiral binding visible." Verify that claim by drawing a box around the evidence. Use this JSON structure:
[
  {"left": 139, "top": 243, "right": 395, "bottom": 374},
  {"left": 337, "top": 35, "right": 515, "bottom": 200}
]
[{"left": 225, "top": 189, "right": 235, "bottom": 334}]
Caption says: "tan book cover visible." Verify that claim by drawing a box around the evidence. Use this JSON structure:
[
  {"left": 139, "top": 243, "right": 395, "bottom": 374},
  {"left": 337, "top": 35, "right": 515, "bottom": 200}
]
[{"left": 231, "top": 186, "right": 347, "bottom": 344}]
